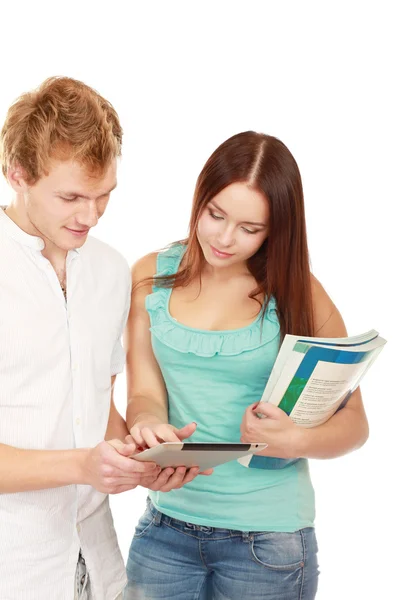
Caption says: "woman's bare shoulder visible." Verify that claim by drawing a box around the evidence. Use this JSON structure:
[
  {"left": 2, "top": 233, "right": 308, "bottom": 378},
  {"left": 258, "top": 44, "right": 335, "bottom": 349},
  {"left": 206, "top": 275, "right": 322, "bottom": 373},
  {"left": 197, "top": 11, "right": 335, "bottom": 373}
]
[
  {"left": 310, "top": 274, "right": 347, "bottom": 337},
  {"left": 131, "top": 252, "right": 158, "bottom": 284}
]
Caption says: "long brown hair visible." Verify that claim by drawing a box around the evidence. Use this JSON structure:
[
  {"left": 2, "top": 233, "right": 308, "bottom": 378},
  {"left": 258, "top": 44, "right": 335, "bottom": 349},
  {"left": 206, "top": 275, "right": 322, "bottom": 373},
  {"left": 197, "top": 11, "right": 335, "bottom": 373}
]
[{"left": 153, "top": 131, "right": 314, "bottom": 339}]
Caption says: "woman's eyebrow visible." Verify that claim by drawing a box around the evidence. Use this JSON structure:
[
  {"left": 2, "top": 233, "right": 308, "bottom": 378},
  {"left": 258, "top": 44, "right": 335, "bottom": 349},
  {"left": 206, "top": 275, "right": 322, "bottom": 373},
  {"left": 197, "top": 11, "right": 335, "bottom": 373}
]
[{"left": 209, "top": 201, "right": 266, "bottom": 227}]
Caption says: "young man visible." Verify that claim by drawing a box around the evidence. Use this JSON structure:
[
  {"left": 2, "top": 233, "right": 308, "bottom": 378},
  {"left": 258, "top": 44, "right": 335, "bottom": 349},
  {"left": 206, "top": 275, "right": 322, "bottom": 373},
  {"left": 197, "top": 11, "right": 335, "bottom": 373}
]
[{"left": 0, "top": 77, "right": 161, "bottom": 600}]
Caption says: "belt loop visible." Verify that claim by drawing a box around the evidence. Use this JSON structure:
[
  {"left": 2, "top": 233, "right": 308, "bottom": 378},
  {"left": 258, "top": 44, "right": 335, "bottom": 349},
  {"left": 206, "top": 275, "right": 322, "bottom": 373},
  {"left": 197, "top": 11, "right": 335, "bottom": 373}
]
[
  {"left": 242, "top": 531, "right": 251, "bottom": 541},
  {"left": 153, "top": 509, "right": 162, "bottom": 526}
]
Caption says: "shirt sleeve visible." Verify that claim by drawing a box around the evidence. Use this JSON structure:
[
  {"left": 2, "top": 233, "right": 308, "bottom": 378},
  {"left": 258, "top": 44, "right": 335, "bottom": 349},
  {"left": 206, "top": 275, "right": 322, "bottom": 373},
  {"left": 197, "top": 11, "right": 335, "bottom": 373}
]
[{"left": 110, "top": 263, "right": 132, "bottom": 376}]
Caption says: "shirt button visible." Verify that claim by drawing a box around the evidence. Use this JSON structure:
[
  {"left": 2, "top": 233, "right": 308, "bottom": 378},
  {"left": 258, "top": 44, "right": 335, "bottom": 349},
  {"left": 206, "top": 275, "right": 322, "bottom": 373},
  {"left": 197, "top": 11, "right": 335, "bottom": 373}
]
[
  {"left": 77, "top": 524, "right": 81, "bottom": 533},
  {"left": 72, "top": 364, "right": 77, "bottom": 371},
  {"left": 76, "top": 418, "right": 81, "bottom": 425}
]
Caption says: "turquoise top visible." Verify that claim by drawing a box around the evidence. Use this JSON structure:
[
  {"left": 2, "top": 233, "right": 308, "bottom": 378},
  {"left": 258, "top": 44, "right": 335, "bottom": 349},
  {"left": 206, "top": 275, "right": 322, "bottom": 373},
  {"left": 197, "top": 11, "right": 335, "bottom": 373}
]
[{"left": 147, "top": 244, "right": 315, "bottom": 532}]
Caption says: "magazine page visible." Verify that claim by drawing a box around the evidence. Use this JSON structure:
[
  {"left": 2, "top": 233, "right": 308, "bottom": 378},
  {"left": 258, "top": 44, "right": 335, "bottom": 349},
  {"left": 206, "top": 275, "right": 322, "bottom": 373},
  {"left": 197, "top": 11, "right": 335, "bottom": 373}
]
[{"left": 238, "top": 330, "right": 386, "bottom": 468}]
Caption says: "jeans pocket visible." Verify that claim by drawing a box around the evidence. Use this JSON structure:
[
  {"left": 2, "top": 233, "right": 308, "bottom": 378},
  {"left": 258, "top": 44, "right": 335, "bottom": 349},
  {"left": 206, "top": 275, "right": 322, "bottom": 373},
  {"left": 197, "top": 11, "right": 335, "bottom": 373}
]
[
  {"left": 133, "top": 505, "right": 156, "bottom": 539},
  {"left": 249, "top": 531, "right": 305, "bottom": 571}
]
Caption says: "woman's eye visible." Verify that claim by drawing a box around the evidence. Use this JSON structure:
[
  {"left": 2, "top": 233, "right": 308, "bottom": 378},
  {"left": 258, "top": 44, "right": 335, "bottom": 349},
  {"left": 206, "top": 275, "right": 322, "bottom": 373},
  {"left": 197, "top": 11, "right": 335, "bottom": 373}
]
[
  {"left": 209, "top": 210, "right": 223, "bottom": 220},
  {"left": 242, "top": 227, "right": 258, "bottom": 234}
]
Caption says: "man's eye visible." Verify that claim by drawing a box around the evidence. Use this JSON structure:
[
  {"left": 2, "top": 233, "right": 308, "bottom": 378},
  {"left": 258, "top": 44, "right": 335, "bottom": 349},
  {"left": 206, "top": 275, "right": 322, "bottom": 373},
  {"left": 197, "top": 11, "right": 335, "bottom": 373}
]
[{"left": 61, "top": 196, "right": 78, "bottom": 202}]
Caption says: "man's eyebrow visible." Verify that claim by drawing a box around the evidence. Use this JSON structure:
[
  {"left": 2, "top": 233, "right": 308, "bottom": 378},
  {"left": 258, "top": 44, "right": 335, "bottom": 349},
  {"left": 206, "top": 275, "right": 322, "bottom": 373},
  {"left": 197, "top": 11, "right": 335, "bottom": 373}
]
[
  {"left": 209, "top": 201, "right": 267, "bottom": 227},
  {"left": 57, "top": 182, "right": 117, "bottom": 199}
]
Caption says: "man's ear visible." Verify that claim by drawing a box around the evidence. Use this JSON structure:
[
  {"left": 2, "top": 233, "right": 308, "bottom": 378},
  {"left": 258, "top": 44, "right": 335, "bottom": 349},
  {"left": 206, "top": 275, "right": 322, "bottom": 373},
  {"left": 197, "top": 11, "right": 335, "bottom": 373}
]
[{"left": 7, "top": 164, "right": 30, "bottom": 193}]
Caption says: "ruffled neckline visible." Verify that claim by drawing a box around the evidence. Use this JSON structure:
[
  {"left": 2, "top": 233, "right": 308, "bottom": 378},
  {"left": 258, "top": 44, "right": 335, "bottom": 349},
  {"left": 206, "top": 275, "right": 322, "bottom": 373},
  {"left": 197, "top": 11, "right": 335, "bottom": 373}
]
[{"left": 145, "top": 244, "right": 280, "bottom": 357}]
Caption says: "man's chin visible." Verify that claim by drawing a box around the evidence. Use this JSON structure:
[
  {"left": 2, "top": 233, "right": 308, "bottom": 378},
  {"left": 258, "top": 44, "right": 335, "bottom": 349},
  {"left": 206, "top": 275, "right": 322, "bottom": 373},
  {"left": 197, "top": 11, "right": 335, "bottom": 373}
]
[
  {"left": 56, "top": 232, "right": 89, "bottom": 251},
  {"left": 64, "top": 228, "right": 89, "bottom": 244}
]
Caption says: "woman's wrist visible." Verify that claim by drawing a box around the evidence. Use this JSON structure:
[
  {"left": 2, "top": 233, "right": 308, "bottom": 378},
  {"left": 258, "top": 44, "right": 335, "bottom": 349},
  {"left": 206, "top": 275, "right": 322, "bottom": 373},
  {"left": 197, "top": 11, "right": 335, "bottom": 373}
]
[
  {"left": 130, "top": 412, "right": 165, "bottom": 429},
  {"left": 291, "top": 427, "right": 310, "bottom": 458}
]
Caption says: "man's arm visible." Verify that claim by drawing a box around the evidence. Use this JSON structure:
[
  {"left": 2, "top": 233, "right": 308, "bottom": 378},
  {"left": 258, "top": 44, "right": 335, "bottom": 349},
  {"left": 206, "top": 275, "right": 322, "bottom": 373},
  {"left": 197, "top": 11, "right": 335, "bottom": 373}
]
[
  {"left": 0, "top": 443, "right": 88, "bottom": 493},
  {"left": 0, "top": 440, "right": 159, "bottom": 495},
  {"left": 0, "top": 374, "right": 159, "bottom": 497}
]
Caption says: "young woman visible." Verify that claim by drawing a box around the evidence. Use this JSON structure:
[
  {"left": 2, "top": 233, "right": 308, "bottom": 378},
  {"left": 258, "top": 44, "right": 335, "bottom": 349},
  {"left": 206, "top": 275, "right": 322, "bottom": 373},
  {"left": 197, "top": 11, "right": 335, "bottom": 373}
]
[{"left": 123, "top": 132, "right": 369, "bottom": 600}]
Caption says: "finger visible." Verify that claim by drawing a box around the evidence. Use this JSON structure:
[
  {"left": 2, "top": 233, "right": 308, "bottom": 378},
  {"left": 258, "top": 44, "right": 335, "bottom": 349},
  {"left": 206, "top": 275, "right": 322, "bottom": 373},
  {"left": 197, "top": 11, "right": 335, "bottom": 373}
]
[
  {"left": 179, "top": 466, "right": 200, "bottom": 486},
  {"left": 199, "top": 468, "right": 213, "bottom": 476},
  {"left": 107, "top": 440, "right": 139, "bottom": 459},
  {"left": 107, "top": 448, "right": 160, "bottom": 473},
  {"left": 129, "top": 427, "right": 146, "bottom": 449},
  {"left": 147, "top": 468, "right": 175, "bottom": 491},
  {"left": 115, "top": 442, "right": 138, "bottom": 458},
  {"left": 141, "top": 427, "right": 164, "bottom": 448},
  {"left": 125, "top": 434, "right": 135, "bottom": 445},
  {"left": 155, "top": 427, "right": 182, "bottom": 443},
  {"left": 253, "top": 402, "right": 283, "bottom": 419},
  {"left": 244, "top": 403, "right": 260, "bottom": 418},
  {"left": 159, "top": 466, "right": 187, "bottom": 492},
  {"left": 129, "top": 458, "right": 161, "bottom": 473},
  {"left": 110, "top": 464, "right": 162, "bottom": 480},
  {"left": 107, "top": 439, "right": 131, "bottom": 453},
  {"left": 175, "top": 422, "right": 197, "bottom": 441},
  {"left": 140, "top": 473, "right": 162, "bottom": 487}
]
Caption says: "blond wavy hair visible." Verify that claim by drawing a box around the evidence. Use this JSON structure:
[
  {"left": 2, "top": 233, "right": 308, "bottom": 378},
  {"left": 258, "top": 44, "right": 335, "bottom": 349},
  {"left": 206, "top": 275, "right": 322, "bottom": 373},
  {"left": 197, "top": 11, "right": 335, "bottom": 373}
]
[{"left": 0, "top": 76, "right": 123, "bottom": 184}]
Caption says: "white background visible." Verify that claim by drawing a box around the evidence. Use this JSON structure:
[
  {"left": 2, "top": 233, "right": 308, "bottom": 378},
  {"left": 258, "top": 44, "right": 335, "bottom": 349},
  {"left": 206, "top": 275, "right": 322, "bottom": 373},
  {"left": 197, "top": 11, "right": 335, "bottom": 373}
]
[{"left": 1, "top": 2, "right": 398, "bottom": 598}]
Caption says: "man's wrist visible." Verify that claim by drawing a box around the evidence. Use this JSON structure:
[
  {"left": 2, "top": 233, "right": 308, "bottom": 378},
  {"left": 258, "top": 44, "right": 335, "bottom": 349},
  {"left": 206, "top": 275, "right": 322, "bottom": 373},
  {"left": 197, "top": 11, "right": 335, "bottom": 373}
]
[{"left": 69, "top": 448, "right": 90, "bottom": 486}]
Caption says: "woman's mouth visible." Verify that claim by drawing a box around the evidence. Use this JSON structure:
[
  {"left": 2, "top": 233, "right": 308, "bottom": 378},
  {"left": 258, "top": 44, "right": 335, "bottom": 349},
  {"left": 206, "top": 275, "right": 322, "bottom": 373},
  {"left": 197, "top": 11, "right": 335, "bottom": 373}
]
[{"left": 210, "top": 245, "right": 234, "bottom": 259}]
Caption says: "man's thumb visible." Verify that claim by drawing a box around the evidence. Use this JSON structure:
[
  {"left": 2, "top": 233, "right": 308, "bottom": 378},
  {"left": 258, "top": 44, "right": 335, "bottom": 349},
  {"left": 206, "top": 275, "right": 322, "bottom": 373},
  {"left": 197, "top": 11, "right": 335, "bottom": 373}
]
[{"left": 108, "top": 439, "right": 137, "bottom": 456}]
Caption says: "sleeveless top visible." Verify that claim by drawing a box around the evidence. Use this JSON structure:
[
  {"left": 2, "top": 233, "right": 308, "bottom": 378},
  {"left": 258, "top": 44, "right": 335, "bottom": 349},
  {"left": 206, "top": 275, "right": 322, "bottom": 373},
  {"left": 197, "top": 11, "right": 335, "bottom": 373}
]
[{"left": 146, "top": 244, "right": 315, "bottom": 532}]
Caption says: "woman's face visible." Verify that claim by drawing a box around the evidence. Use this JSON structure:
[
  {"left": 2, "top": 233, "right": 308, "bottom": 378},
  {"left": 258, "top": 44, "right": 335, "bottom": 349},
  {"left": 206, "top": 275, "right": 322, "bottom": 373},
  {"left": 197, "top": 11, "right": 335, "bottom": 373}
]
[{"left": 197, "top": 182, "right": 269, "bottom": 269}]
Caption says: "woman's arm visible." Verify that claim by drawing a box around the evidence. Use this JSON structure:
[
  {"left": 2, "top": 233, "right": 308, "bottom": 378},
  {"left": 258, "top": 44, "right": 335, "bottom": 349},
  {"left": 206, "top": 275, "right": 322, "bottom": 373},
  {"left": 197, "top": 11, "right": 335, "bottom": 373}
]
[
  {"left": 240, "top": 276, "right": 369, "bottom": 459},
  {"left": 105, "top": 376, "right": 130, "bottom": 441},
  {"left": 125, "top": 253, "right": 196, "bottom": 445},
  {"left": 125, "top": 254, "right": 169, "bottom": 431},
  {"left": 124, "top": 253, "right": 210, "bottom": 490}
]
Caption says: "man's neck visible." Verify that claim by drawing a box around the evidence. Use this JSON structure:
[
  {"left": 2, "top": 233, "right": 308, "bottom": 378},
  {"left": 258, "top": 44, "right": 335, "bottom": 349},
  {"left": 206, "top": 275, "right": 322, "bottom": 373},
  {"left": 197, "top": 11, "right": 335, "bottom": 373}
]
[
  {"left": 6, "top": 198, "right": 67, "bottom": 266},
  {"left": 4, "top": 200, "right": 39, "bottom": 238}
]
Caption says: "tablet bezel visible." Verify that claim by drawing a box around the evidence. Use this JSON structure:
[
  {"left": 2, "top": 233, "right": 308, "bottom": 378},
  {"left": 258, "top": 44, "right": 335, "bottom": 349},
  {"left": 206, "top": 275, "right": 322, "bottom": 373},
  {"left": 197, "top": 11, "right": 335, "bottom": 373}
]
[{"left": 132, "top": 441, "right": 267, "bottom": 470}]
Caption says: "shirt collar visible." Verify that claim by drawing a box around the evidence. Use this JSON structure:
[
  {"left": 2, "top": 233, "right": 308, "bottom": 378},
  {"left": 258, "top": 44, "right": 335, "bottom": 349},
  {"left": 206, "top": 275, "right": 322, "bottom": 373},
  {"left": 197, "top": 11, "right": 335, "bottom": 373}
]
[{"left": 0, "top": 206, "right": 80, "bottom": 254}]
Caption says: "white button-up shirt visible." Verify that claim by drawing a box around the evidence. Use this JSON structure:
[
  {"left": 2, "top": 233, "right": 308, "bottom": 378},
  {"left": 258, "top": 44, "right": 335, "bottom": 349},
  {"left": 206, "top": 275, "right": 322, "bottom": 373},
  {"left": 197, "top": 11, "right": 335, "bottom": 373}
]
[{"left": 0, "top": 207, "right": 131, "bottom": 600}]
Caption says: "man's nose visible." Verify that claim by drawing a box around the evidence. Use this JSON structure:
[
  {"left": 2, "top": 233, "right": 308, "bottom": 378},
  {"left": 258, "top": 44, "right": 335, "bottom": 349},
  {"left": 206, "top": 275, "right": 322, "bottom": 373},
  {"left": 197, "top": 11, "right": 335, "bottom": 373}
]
[{"left": 77, "top": 200, "right": 98, "bottom": 228}]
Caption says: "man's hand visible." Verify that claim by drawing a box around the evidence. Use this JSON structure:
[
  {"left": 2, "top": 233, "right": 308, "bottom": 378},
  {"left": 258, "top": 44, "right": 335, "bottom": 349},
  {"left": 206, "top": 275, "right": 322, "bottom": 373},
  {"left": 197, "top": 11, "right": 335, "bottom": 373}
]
[
  {"left": 79, "top": 438, "right": 161, "bottom": 494},
  {"left": 240, "top": 402, "right": 303, "bottom": 459}
]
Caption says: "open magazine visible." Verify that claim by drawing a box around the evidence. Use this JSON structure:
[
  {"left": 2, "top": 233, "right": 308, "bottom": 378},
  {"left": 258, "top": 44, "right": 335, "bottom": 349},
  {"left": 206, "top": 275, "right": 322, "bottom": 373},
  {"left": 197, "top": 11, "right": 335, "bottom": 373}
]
[{"left": 239, "top": 329, "right": 386, "bottom": 468}]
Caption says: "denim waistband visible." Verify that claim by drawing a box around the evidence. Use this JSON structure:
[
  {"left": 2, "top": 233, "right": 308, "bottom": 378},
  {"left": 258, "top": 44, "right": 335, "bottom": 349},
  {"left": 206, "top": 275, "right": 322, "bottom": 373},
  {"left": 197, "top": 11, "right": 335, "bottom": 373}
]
[{"left": 145, "top": 498, "right": 311, "bottom": 541}]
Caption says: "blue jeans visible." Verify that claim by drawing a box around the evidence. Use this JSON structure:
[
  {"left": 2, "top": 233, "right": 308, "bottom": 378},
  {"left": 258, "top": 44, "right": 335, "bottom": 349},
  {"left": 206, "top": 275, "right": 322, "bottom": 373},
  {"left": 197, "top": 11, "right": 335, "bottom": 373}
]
[{"left": 124, "top": 500, "right": 319, "bottom": 600}]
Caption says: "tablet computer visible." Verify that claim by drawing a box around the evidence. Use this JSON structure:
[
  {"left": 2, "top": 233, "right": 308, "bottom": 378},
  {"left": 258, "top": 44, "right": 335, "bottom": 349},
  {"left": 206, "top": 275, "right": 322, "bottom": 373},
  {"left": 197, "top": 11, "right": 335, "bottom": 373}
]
[{"left": 133, "top": 442, "right": 267, "bottom": 471}]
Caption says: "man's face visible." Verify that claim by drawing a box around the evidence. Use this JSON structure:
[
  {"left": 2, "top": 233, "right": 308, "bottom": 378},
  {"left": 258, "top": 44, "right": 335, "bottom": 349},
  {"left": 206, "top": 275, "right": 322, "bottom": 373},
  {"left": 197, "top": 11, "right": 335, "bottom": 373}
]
[{"left": 17, "top": 158, "right": 117, "bottom": 251}]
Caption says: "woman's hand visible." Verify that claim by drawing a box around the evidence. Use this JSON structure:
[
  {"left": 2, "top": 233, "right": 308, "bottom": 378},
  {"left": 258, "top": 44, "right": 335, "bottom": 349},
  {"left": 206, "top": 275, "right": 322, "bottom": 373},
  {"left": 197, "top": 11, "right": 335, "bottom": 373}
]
[
  {"left": 129, "top": 420, "right": 213, "bottom": 489},
  {"left": 130, "top": 418, "right": 197, "bottom": 449},
  {"left": 240, "top": 402, "right": 304, "bottom": 459}
]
